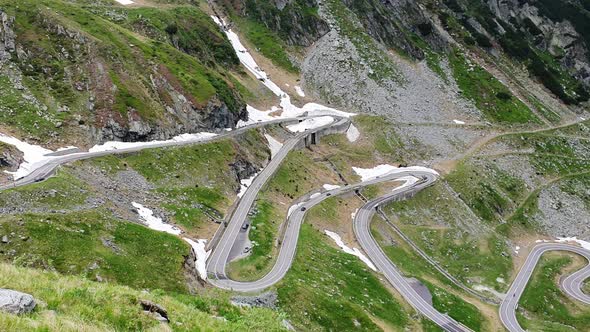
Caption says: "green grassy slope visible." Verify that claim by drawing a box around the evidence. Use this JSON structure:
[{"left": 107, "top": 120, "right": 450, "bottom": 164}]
[
  {"left": 518, "top": 253, "right": 590, "bottom": 331},
  {"left": 0, "top": 262, "right": 286, "bottom": 331},
  {"left": 0, "top": 0, "right": 247, "bottom": 143}
]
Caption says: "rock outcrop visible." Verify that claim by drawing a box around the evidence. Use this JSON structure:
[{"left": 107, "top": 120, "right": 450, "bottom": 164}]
[
  {"left": 140, "top": 299, "right": 169, "bottom": 323},
  {"left": 184, "top": 247, "right": 206, "bottom": 291},
  {"left": 0, "top": 5, "right": 249, "bottom": 147},
  {"left": 0, "top": 289, "right": 36, "bottom": 315},
  {"left": 0, "top": 145, "right": 23, "bottom": 171},
  {"left": 0, "top": 11, "right": 15, "bottom": 63},
  {"left": 220, "top": 0, "right": 330, "bottom": 47},
  {"left": 487, "top": 0, "right": 590, "bottom": 87}
]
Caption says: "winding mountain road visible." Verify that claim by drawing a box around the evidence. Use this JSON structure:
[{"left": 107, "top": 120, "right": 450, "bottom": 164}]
[
  {"left": 206, "top": 116, "right": 350, "bottom": 282},
  {"left": 500, "top": 243, "right": 590, "bottom": 332},
  {"left": 2, "top": 9, "right": 589, "bottom": 330},
  {"left": 353, "top": 174, "right": 471, "bottom": 332},
  {"left": 208, "top": 171, "right": 434, "bottom": 291},
  {"left": 206, "top": 145, "right": 475, "bottom": 331},
  {"left": 0, "top": 117, "right": 310, "bottom": 191}
]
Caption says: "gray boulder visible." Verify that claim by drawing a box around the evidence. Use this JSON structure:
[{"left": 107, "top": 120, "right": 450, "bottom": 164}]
[{"left": 0, "top": 289, "right": 36, "bottom": 314}]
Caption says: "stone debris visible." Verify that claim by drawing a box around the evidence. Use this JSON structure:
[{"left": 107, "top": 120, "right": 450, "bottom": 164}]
[{"left": 0, "top": 289, "right": 36, "bottom": 315}]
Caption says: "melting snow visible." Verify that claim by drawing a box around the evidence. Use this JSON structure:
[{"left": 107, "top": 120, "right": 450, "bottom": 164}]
[
  {"left": 0, "top": 130, "right": 218, "bottom": 180},
  {"left": 89, "top": 132, "right": 217, "bottom": 152},
  {"left": 351, "top": 208, "right": 358, "bottom": 220},
  {"left": 237, "top": 173, "right": 257, "bottom": 198},
  {"left": 323, "top": 184, "right": 341, "bottom": 191},
  {"left": 536, "top": 237, "right": 590, "bottom": 250},
  {"left": 310, "top": 192, "right": 321, "bottom": 199},
  {"left": 115, "top": 0, "right": 134, "bottom": 4},
  {"left": 211, "top": 15, "right": 354, "bottom": 126},
  {"left": 556, "top": 237, "right": 590, "bottom": 250},
  {"left": 264, "top": 134, "right": 283, "bottom": 159},
  {"left": 132, "top": 202, "right": 181, "bottom": 235},
  {"left": 295, "top": 86, "right": 305, "bottom": 97},
  {"left": 287, "top": 202, "right": 303, "bottom": 217},
  {"left": 346, "top": 123, "right": 360, "bottom": 142},
  {"left": 286, "top": 116, "right": 333, "bottom": 132},
  {"left": 453, "top": 119, "right": 465, "bottom": 125},
  {"left": 183, "top": 238, "right": 211, "bottom": 280},
  {"left": 324, "top": 230, "right": 377, "bottom": 271},
  {"left": 0, "top": 133, "right": 57, "bottom": 180},
  {"left": 352, "top": 164, "right": 438, "bottom": 182}
]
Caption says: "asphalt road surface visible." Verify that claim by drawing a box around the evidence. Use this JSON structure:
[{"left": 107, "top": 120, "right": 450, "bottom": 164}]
[
  {"left": 499, "top": 243, "right": 590, "bottom": 332},
  {"left": 5, "top": 109, "right": 590, "bottom": 331},
  {"left": 352, "top": 174, "right": 471, "bottom": 332},
  {"left": 208, "top": 171, "right": 435, "bottom": 290},
  {"left": 0, "top": 116, "right": 312, "bottom": 191},
  {"left": 206, "top": 160, "right": 472, "bottom": 331}
]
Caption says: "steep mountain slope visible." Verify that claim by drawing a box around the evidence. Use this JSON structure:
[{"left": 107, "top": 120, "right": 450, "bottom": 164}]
[
  {"left": 1, "top": 0, "right": 590, "bottom": 331},
  {"left": 220, "top": 0, "right": 589, "bottom": 162},
  {"left": 211, "top": 0, "right": 590, "bottom": 329},
  {"left": 0, "top": 0, "right": 251, "bottom": 148}
]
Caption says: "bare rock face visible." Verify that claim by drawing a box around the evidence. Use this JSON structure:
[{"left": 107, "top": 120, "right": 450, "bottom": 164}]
[
  {"left": 230, "top": 158, "right": 258, "bottom": 182},
  {"left": 0, "top": 289, "right": 36, "bottom": 315},
  {"left": 0, "top": 11, "right": 16, "bottom": 62},
  {"left": 140, "top": 299, "right": 169, "bottom": 323},
  {"left": 231, "top": 291, "right": 278, "bottom": 308},
  {"left": 1, "top": 8, "right": 248, "bottom": 147},
  {"left": 487, "top": 0, "right": 590, "bottom": 87},
  {"left": 221, "top": 0, "right": 330, "bottom": 47},
  {"left": 184, "top": 248, "right": 206, "bottom": 291},
  {"left": 0, "top": 146, "right": 23, "bottom": 171}
]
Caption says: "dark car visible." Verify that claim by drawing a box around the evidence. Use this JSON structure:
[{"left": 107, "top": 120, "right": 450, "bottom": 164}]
[
  {"left": 242, "top": 222, "right": 250, "bottom": 230},
  {"left": 300, "top": 206, "right": 306, "bottom": 212}
]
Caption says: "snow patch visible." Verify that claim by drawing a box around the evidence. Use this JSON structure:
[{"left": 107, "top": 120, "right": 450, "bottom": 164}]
[
  {"left": 324, "top": 230, "right": 376, "bottom": 271},
  {"left": 394, "top": 176, "right": 419, "bottom": 191},
  {"left": 453, "top": 119, "right": 465, "bottom": 125},
  {"left": 286, "top": 116, "right": 333, "bottom": 133},
  {"left": 264, "top": 134, "right": 283, "bottom": 159},
  {"left": 346, "top": 123, "right": 360, "bottom": 142},
  {"left": 536, "top": 237, "right": 590, "bottom": 251},
  {"left": 237, "top": 173, "right": 257, "bottom": 198},
  {"left": 183, "top": 238, "right": 211, "bottom": 280},
  {"left": 211, "top": 15, "right": 355, "bottom": 126},
  {"left": 287, "top": 202, "right": 303, "bottom": 217},
  {"left": 132, "top": 202, "right": 181, "bottom": 235},
  {"left": 56, "top": 146, "right": 78, "bottom": 152},
  {"left": 352, "top": 164, "right": 439, "bottom": 182},
  {"left": 89, "top": 132, "right": 217, "bottom": 153},
  {"left": 115, "top": 0, "right": 134, "bottom": 4},
  {"left": 0, "top": 133, "right": 57, "bottom": 180},
  {"left": 294, "top": 86, "right": 305, "bottom": 97},
  {"left": 351, "top": 208, "right": 358, "bottom": 220},
  {"left": 323, "top": 184, "right": 341, "bottom": 191},
  {"left": 310, "top": 192, "right": 321, "bottom": 199},
  {"left": 556, "top": 237, "right": 590, "bottom": 250}
]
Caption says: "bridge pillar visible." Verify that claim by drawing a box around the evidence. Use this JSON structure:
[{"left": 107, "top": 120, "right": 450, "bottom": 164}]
[{"left": 311, "top": 133, "right": 318, "bottom": 145}]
